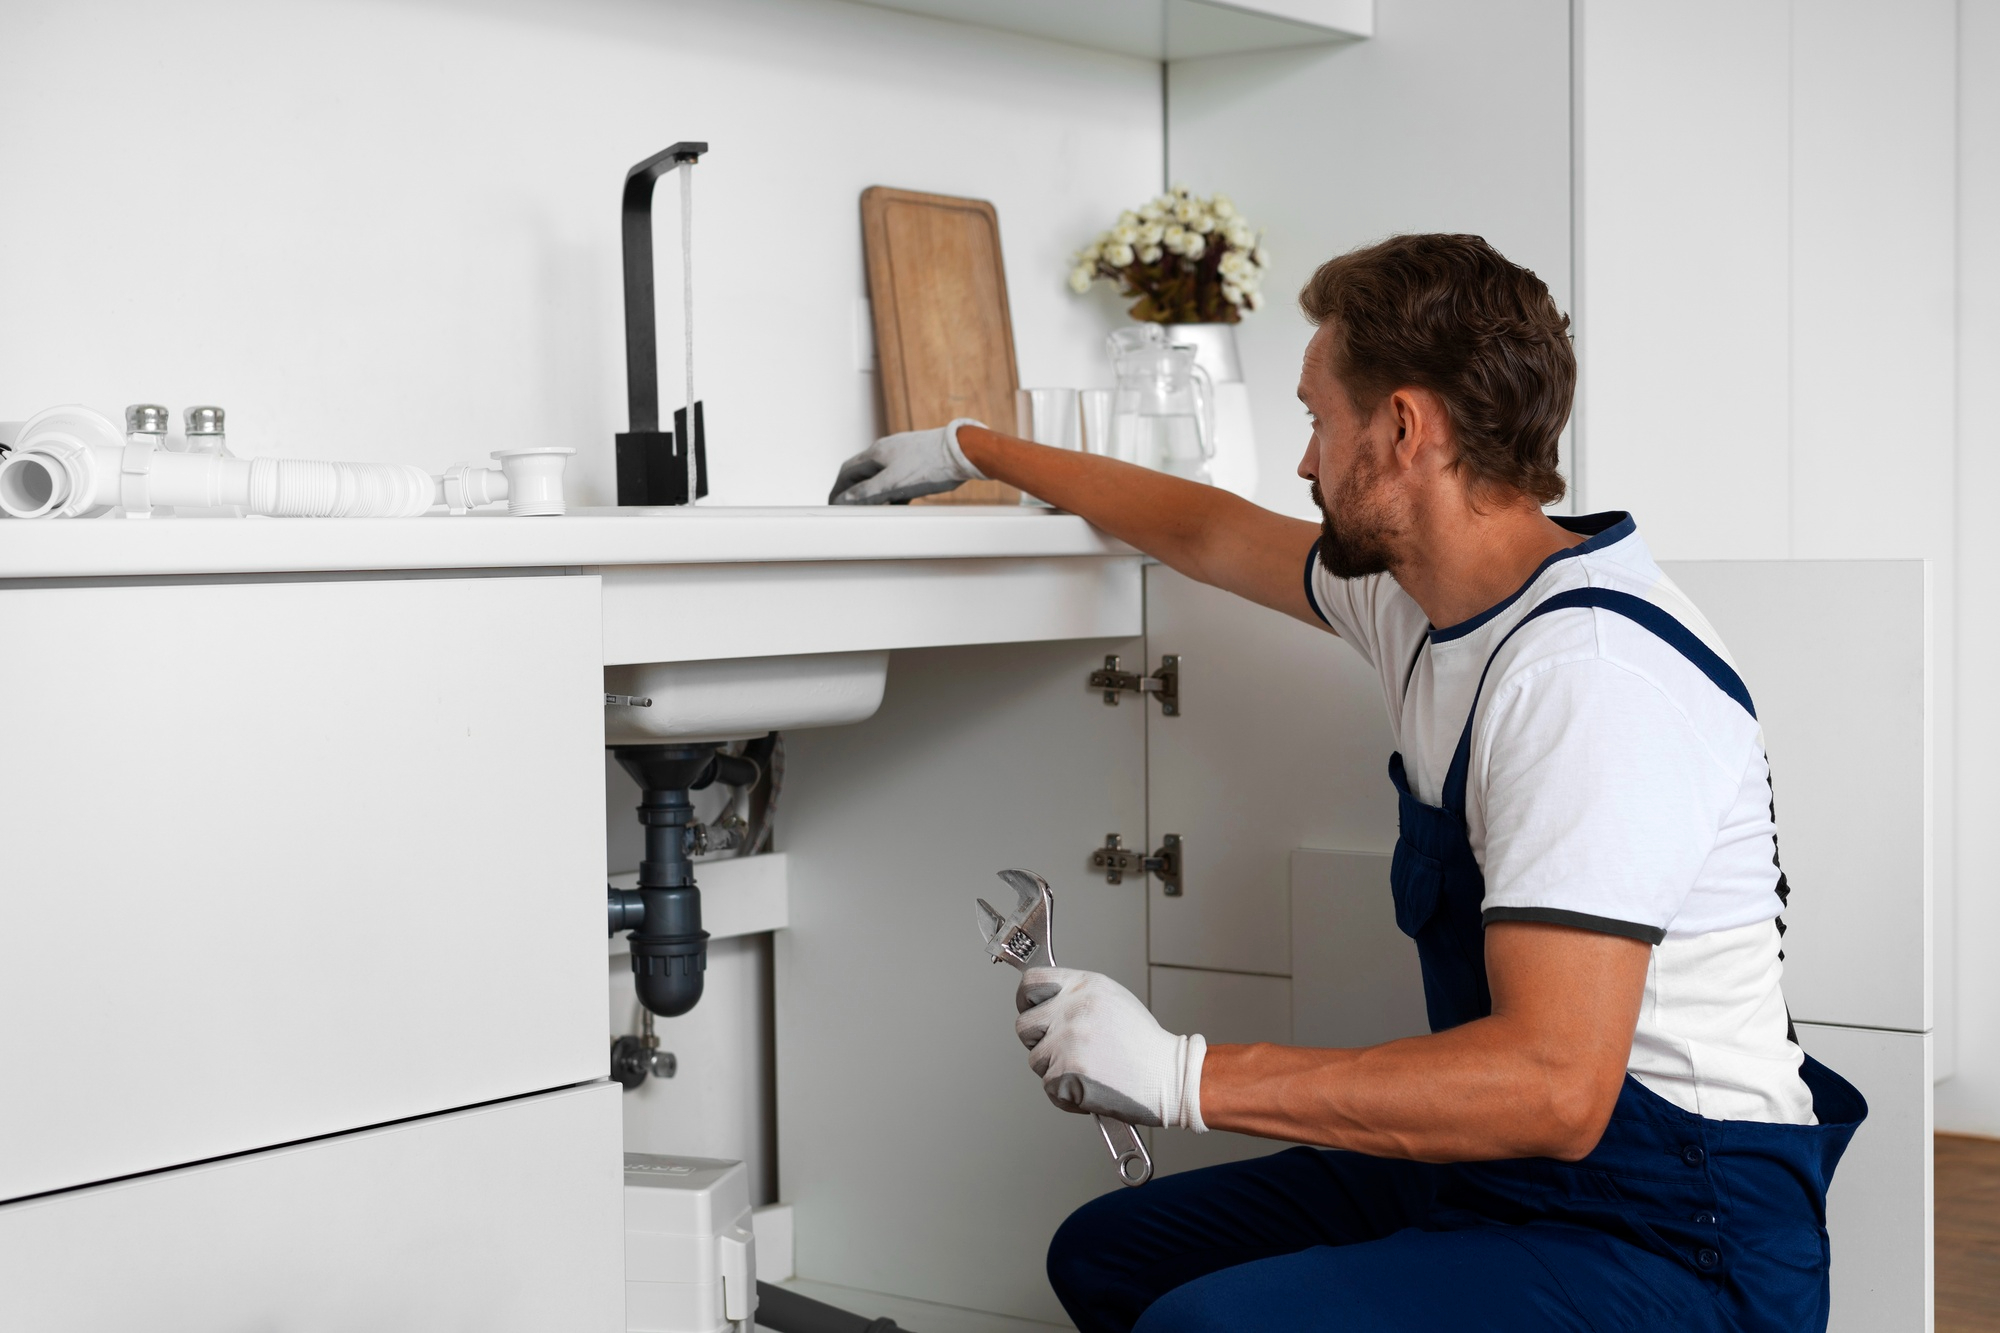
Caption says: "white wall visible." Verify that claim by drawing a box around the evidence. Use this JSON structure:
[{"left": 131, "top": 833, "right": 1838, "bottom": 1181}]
[
  {"left": 1575, "top": 0, "right": 1962, "bottom": 1085},
  {"left": 1940, "top": 0, "right": 2000, "bottom": 1137},
  {"left": 0, "top": 0, "right": 1162, "bottom": 505},
  {"left": 1165, "top": 0, "right": 1574, "bottom": 518}
]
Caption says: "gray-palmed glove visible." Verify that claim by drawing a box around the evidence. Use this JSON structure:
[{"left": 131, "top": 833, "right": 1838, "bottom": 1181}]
[
  {"left": 828, "top": 418, "right": 985, "bottom": 504},
  {"left": 1015, "top": 967, "right": 1208, "bottom": 1131}
]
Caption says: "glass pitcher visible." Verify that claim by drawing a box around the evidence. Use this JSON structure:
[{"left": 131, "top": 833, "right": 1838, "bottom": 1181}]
[{"left": 1106, "top": 325, "right": 1215, "bottom": 483}]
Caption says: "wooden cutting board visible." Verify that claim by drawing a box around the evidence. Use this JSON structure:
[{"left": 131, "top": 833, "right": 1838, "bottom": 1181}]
[{"left": 860, "top": 186, "right": 1022, "bottom": 505}]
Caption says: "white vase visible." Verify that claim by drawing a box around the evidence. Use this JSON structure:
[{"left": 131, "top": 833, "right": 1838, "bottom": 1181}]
[{"left": 1163, "top": 322, "right": 1260, "bottom": 501}]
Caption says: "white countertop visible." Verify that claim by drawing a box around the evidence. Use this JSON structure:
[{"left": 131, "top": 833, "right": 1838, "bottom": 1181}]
[{"left": 0, "top": 506, "right": 1136, "bottom": 580}]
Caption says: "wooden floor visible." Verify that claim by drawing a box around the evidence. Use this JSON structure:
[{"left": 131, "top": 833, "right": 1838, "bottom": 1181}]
[{"left": 1940, "top": 1134, "right": 2000, "bottom": 1332}]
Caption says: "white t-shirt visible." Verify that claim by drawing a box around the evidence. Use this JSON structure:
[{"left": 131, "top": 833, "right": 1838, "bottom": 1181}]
[{"left": 1305, "top": 512, "right": 1814, "bottom": 1126}]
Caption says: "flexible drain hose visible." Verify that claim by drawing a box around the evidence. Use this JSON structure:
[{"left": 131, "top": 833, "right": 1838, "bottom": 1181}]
[{"left": 754, "top": 1283, "right": 911, "bottom": 1333}]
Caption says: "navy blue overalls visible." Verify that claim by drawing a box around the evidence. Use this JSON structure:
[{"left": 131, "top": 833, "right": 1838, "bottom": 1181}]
[{"left": 1047, "top": 588, "right": 1868, "bottom": 1333}]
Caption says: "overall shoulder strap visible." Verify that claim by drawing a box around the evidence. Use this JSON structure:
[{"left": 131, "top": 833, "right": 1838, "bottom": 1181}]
[{"left": 1440, "top": 586, "right": 1758, "bottom": 814}]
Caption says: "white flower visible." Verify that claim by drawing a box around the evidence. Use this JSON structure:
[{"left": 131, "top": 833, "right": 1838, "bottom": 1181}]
[
  {"left": 1224, "top": 220, "right": 1254, "bottom": 249},
  {"left": 1170, "top": 182, "right": 1191, "bottom": 197},
  {"left": 1179, "top": 231, "right": 1206, "bottom": 259},
  {"left": 1245, "top": 288, "right": 1263, "bottom": 310},
  {"left": 1119, "top": 210, "right": 1141, "bottom": 228},
  {"left": 1163, "top": 223, "right": 1188, "bottom": 247},
  {"left": 1138, "top": 200, "right": 1166, "bottom": 223},
  {"left": 1138, "top": 244, "right": 1163, "bottom": 264},
  {"left": 1173, "top": 197, "right": 1201, "bottom": 225},
  {"left": 1069, "top": 265, "right": 1095, "bottom": 294},
  {"left": 1223, "top": 282, "right": 1245, "bottom": 306},
  {"left": 1105, "top": 242, "right": 1136, "bottom": 267},
  {"left": 1253, "top": 244, "right": 1270, "bottom": 268},
  {"left": 1192, "top": 212, "right": 1216, "bottom": 234},
  {"left": 1155, "top": 192, "right": 1177, "bottom": 210},
  {"left": 1112, "top": 223, "right": 1139, "bottom": 245},
  {"left": 1213, "top": 195, "right": 1237, "bottom": 220},
  {"left": 1219, "top": 250, "right": 1250, "bottom": 278},
  {"left": 1138, "top": 222, "right": 1166, "bottom": 247}
]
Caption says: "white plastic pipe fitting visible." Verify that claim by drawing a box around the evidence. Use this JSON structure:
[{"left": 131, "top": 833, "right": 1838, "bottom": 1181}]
[
  {"left": 435, "top": 447, "right": 574, "bottom": 517},
  {"left": 0, "top": 405, "right": 437, "bottom": 520}
]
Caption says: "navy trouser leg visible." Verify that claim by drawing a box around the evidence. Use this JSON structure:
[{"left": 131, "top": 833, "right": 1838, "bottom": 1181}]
[
  {"left": 1046, "top": 1147, "right": 1437, "bottom": 1333},
  {"left": 1130, "top": 1222, "right": 1725, "bottom": 1333}
]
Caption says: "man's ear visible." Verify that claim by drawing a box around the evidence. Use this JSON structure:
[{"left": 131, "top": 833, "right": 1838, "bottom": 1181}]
[{"left": 1388, "top": 387, "right": 1448, "bottom": 473}]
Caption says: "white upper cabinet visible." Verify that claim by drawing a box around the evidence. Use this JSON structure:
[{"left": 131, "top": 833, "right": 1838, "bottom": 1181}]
[{"left": 848, "top": 0, "right": 1371, "bottom": 59}]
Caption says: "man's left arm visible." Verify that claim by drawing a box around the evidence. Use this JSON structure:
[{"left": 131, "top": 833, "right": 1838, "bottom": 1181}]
[
  {"left": 1012, "top": 922, "right": 1648, "bottom": 1161},
  {"left": 1200, "top": 921, "right": 1650, "bottom": 1162}
]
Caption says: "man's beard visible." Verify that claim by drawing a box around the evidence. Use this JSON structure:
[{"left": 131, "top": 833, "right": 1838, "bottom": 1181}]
[{"left": 1312, "top": 458, "right": 1398, "bottom": 580}]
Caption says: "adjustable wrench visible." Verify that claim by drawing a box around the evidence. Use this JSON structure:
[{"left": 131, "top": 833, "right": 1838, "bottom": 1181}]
[{"left": 977, "top": 868, "right": 1154, "bottom": 1188}]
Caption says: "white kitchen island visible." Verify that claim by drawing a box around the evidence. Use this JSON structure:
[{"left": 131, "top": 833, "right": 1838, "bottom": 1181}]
[
  {"left": 0, "top": 512, "right": 1933, "bottom": 1331},
  {"left": 0, "top": 508, "right": 1141, "bottom": 1328}
]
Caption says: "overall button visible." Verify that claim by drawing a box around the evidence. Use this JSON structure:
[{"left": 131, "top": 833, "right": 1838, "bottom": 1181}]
[
  {"left": 1681, "top": 1144, "right": 1707, "bottom": 1167},
  {"left": 1692, "top": 1211, "right": 1718, "bottom": 1225},
  {"left": 1695, "top": 1247, "right": 1720, "bottom": 1271}
]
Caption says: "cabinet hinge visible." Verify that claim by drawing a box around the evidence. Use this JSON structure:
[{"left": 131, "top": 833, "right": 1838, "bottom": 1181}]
[
  {"left": 1088, "top": 654, "right": 1179, "bottom": 716},
  {"left": 1090, "top": 833, "right": 1185, "bottom": 896}
]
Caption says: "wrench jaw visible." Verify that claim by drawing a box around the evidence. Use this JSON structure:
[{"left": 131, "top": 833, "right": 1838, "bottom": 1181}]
[
  {"left": 978, "top": 868, "right": 1153, "bottom": 1187},
  {"left": 977, "top": 870, "right": 1056, "bottom": 971}
]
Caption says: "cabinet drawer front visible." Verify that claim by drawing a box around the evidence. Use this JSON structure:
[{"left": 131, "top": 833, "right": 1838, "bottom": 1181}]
[
  {"left": 0, "top": 1083, "right": 623, "bottom": 1331},
  {"left": 0, "top": 574, "right": 605, "bottom": 1200}
]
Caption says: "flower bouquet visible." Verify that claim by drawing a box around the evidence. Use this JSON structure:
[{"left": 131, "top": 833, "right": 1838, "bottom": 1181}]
[{"left": 1069, "top": 185, "right": 1268, "bottom": 324}]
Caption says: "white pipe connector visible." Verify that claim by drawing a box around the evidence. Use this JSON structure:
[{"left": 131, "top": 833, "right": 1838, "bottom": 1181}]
[
  {"left": 435, "top": 447, "right": 574, "bottom": 517},
  {"left": 0, "top": 406, "right": 437, "bottom": 520},
  {"left": 0, "top": 407, "right": 575, "bottom": 520}
]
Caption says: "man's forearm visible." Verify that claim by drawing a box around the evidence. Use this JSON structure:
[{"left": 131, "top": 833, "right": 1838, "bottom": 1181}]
[
  {"left": 1202, "top": 1019, "right": 1620, "bottom": 1163},
  {"left": 1201, "top": 922, "right": 1652, "bottom": 1163},
  {"left": 957, "top": 426, "right": 1248, "bottom": 580},
  {"left": 956, "top": 426, "right": 1321, "bottom": 619}
]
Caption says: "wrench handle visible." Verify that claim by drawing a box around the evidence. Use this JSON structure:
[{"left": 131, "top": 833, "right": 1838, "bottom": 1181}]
[{"left": 1095, "top": 1114, "right": 1153, "bottom": 1187}]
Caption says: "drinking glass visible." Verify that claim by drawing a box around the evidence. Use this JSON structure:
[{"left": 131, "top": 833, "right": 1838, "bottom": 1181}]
[
  {"left": 1014, "top": 388, "right": 1080, "bottom": 507},
  {"left": 1079, "top": 389, "right": 1117, "bottom": 460}
]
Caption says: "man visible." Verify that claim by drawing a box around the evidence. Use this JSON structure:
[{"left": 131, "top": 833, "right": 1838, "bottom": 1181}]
[{"left": 829, "top": 234, "right": 1864, "bottom": 1333}]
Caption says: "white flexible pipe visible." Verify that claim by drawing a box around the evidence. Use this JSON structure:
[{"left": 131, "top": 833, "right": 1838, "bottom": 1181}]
[{"left": 0, "top": 406, "right": 438, "bottom": 520}]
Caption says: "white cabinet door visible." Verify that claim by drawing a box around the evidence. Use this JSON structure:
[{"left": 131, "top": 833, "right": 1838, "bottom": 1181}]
[
  {"left": 1148, "top": 965, "right": 1292, "bottom": 1177},
  {"left": 1660, "top": 561, "right": 1928, "bottom": 1032},
  {"left": 1794, "top": 1023, "right": 1934, "bottom": 1333},
  {"left": 0, "top": 575, "right": 606, "bottom": 1201},
  {"left": 0, "top": 1083, "right": 624, "bottom": 1331},
  {"left": 1290, "top": 849, "right": 1428, "bottom": 1049},
  {"left": 777, "top": 638, "right": 1147, "bottom": 1326},
  {"left": 1144, "top": 567, "right": 1397, "bottom": 975}
]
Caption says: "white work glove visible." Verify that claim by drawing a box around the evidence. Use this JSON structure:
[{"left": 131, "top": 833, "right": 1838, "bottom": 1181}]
[
  {"left": 827, "top": 418, "right": 985, "bottom": 504},
  {"left": 1014, "top": 968, "right": 1208, "bottom": 1132}
]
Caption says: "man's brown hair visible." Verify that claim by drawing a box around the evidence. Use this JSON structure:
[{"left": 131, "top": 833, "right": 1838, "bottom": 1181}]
[{"left": 1299, "top": 234, "right": 1572, "bottom": 506}]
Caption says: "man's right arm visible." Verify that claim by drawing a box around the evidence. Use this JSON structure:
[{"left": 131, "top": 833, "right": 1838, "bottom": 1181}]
[{"left": 955, "top": 425, "right": 1328, "bottom": 629}]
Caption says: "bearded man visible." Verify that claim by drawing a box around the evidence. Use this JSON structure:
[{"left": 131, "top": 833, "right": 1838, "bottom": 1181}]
[{"left": 829, "top": 233, "right": 1864, "bottom": 1333}]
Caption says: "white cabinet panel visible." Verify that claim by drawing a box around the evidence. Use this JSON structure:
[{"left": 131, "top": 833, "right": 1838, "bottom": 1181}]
[
  {"left": 0, "top": 1082, "right": 624, "bottom": 1331},
  {"left": 1661, "top": 561, "right": 1927, "bottom": 1032},
  {"left": 1145, "top": 567, "right": 1397, "bottom": 974},
  {"left": 1794, "top": 1023, "right": 1933, "bottom": 1333},
  {"left": 1575, "top": 0, "right": 1793, "bottom": 553},
  {"left": 1148, "top": 965, "right": 1292, "bottom": 1176},
  {"left": 1168, "top": 0, "right": 1571, "bottom": 516},
  {"left": 778, "top": 639, "right": 1147, "bottom": 1325},
  {"left": 1290, "top": 849, "right": 1427, "bottom": 1050},
  {"left": 602, "top": 557, "right": 1144, "bottom": 664},
  {"left": 0, "top": 575, "right": 606, "bottom": 1200}
]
